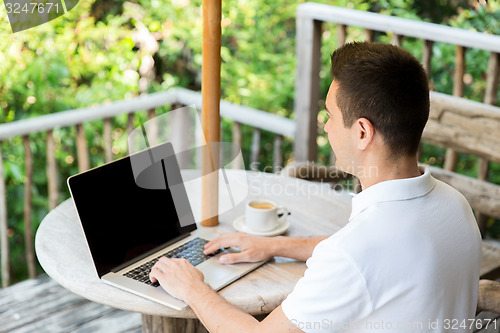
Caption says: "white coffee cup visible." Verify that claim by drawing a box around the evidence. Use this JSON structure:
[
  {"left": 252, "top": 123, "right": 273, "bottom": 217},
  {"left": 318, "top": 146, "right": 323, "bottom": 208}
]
[{"left": 245, "top": 200, "right": 289, "bottom": 232}]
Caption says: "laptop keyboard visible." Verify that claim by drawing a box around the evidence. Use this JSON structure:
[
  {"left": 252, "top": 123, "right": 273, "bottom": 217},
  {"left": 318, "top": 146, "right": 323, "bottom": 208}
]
[{"left": 123, "top": 237, "right": 221, "bottom": 287}]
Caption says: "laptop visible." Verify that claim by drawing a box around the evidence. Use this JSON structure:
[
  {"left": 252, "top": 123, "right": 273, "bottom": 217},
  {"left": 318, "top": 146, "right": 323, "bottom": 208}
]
[{"left": 67, "top": 141, "right": 266, "bottom": 310}]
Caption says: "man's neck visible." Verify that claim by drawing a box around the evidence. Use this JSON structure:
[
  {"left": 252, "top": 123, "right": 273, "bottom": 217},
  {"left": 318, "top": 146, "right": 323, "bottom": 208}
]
[{"left": 355, "top": 156, "right": 421, "bottom": 191}]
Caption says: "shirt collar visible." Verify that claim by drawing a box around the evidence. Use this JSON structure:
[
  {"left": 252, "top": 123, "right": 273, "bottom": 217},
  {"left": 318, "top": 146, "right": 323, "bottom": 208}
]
[{"left": 349, "top": 165, "right": 436, "bottom": 220}]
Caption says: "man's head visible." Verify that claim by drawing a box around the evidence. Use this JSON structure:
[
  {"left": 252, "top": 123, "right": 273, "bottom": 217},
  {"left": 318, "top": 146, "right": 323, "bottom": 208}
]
[{"left": 325, "top": 42, "right": 429, "bottom": 170}]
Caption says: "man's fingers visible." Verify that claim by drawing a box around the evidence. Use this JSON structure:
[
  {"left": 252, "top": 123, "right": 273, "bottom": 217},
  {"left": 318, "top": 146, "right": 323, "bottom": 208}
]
[
  {"left": 204, "top": 233, "right": 245, "bottom": 254},
  {"left": 149, "top": 266, "right": 160, "bottom": 282},
  {"left": 150, "top": 258, "right": 186, "bottom": 283},
  {"left": 203, "top": 242, "right": 221, "bottom": 255},
  {"left": 203, "top": 235, "right": 232, "bottom": 253},
  {"left": 219, "top": 252, "right": 247, "bottom": 264}
]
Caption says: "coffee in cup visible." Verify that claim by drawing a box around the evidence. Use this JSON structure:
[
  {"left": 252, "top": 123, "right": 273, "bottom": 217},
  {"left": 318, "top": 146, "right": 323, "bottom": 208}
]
[
  {"left": 249, "top": 202, "right": 275, "bottom": 210},
  {"left": 245, "top": 200, "right": 289, "bottom": 232}
]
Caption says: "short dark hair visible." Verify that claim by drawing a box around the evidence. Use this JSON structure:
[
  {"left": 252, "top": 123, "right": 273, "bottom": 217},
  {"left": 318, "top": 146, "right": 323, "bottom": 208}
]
[{"left": 330, "top": 42, "right": 429, "bottom": 157}]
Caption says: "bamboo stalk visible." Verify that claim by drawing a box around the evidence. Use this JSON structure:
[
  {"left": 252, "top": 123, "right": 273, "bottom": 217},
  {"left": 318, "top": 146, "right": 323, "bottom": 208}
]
[
  {"left": 23, "top": 136, "right": 36, "bottom": 279},
  {"left": 46, "top": 130, "right": 59, "bottom": 210},
  {"left": 0, "top": 142, "right": 10, "bottom": 287},
  {"left": 201, "top": 0, "right": 221, "bottom": 226}
]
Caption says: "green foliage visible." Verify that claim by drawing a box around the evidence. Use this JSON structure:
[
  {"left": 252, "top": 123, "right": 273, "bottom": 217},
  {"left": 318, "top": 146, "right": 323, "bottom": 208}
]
[{"left": 1, "top": 0, "right": 500, "bottom": 285}]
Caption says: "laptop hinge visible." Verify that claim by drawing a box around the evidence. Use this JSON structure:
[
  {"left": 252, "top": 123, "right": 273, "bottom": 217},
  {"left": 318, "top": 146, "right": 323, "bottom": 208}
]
[{"left": 110, "top": 233, "right": 192, "bottom": 273}]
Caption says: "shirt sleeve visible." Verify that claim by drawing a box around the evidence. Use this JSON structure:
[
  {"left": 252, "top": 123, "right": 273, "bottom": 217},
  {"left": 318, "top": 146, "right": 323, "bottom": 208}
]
[{"left": 281, "top": 242, "right": 373, "bottom": 333}]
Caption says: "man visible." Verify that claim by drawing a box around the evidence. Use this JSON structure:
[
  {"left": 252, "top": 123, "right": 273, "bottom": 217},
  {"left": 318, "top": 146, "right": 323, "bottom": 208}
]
[{"left": 150, "top": 42, "right": 481, "bottom": 332}]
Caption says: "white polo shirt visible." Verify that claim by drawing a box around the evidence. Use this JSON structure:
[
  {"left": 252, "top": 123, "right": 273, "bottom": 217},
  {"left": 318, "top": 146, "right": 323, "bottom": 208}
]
[{"left": 282, "top": 166, "right": 481, "bottom": 332}]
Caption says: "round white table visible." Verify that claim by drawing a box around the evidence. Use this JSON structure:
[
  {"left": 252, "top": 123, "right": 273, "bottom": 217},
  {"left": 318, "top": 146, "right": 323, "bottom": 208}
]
[{"left": 35, "top": 170, "right": 352, "bottom": 332}]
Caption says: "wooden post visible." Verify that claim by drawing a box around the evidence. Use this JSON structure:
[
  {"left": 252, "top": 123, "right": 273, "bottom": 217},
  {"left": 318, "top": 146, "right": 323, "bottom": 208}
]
[
  {"left": 103, "top": 118, "right": 113, "bottom": 163},
  {"left": 421, "top": 39, "right": 434, "bottom": 174},
  {"left": 391, "top": 34, "right": 402, "bottom": 46},
  {"left": 147, "top": 109, "right": 158, "bottom": 147},
  {"left": 294, "top": 15, "right": 322, "bottom": 162},
  {"left": 169, "top": 104, "right": 193, "bottom": 169},
  {"left": 329, "top": 150, "right": 337, "bottom": 167},
  {"left": 484, "top": 52, "right": 500, "bottom": 106},
  {"left": 337, "top": 24, "right": 346, "bottom": 46},
  {"left": 365, "top": 29, "right": 374, "bottom": 43},
  {"left": 142, "top": 315, "right": 208, "bottom": 333},
  {"left": 23, "top": 136, "right": 36, "bottom": 279},
  {"left": 453, "top": 46, "right": 466, "bottom": 97},
  {"left": 46, "top": 130, "right": 59, "bottom": 210},
  {"left": 232, "top": 121, "right": 243, "bottom": 169},
  {"left": 418, "top": 39, "right": 433, "bottom": 164},
  {"left": 273, "top": 135, "right": 283, "bottom": 172},
  {"left": 127, "top": 113, "right": 135, "bottom": 135},
  {"left": 201, "top": 0, "right": 221, "bottom": 227},
  {"left": 422, "top": 40, "right": 433, "bottom": 79},
  {"left": 444, "top": 46, "right": 466, "bottom": 172},
  {"left": 250, "top": 128, "right": 261, "bottom": 169},
  {"left": 76, "top": 124, "right": 90, "bottom": 172},
  {"left": 0, "top": 142, "right": 10, "bottom": 287}
]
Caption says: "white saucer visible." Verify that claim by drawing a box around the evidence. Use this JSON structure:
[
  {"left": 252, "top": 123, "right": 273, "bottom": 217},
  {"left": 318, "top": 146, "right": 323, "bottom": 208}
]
[{"left": 232, "top": 216, "right": 290, "bottom": 236}]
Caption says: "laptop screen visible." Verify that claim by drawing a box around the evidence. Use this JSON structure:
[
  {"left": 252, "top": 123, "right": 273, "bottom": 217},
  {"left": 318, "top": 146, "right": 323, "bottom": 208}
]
[{"left": 68, "top": 142, "right": 196, "bottom": 277}]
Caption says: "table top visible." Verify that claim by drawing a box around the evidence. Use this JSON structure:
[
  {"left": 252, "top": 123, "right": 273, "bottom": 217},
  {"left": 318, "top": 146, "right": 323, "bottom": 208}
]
[{"left": 35, "top": 170, "right": 352, "bottom": 319}]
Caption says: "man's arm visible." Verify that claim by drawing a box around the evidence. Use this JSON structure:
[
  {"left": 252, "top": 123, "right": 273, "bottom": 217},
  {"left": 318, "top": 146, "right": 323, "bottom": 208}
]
[
  {"left": 203, "top": 232, "right": 328, "bottom": 263},
  {"left": 189, "top": 283, "right": 302, "bottom": 333},
  {"left": 150, "top": 257, "right": 304, "bottom": 333}
]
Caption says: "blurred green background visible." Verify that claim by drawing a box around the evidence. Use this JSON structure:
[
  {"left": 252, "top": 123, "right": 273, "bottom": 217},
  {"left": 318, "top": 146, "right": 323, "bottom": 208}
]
[{"left": 1, "top": 0, "right": 499, "bottom": 284}]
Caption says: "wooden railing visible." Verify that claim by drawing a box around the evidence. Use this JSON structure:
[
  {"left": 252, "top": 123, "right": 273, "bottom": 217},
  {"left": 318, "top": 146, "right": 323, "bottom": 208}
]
[
  {"left": 293, "top": 3, "right": 500, "bottom": 232},
  {"left": 0, "top": 88, "right": 295, "bottom": 287},
  {"left": 3, "top": 3, "right": 500, "bottom": 289}
]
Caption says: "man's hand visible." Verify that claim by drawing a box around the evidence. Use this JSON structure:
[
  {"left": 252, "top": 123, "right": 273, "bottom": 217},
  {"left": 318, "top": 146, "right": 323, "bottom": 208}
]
[
  {"left": 149, "top": 257, "right": 208, "bottom": 303},
  {"left": 203, "top": 232, "right": 274, "bottom": 264}
]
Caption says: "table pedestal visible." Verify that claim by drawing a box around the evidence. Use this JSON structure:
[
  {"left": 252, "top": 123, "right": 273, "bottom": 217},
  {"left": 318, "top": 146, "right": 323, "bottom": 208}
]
[{"left": 142, "top": 315, "right": 208, "bottom": 333}]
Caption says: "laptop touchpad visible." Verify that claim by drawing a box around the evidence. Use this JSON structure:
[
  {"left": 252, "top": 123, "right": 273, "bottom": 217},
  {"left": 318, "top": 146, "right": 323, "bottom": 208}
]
[{"left": 199, "top": 263, "right": 239, "bottom": 289}]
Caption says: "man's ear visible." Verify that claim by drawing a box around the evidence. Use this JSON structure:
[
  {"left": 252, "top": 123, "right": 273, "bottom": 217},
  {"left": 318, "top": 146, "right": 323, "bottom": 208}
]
[{"left": 353, "top": 118, "right": 375, "bottom": 150}]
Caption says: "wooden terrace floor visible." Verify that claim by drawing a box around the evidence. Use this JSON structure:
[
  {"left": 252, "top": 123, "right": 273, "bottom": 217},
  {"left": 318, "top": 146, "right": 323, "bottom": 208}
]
[{"left": 0, "top": 275, "right": 141, "bottom": 333}]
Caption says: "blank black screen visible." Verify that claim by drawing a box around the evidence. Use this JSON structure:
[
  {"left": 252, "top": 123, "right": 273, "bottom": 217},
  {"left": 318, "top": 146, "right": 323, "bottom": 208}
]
[{"left": 68, "top": 145, "right": 196, "bottom": 277}]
